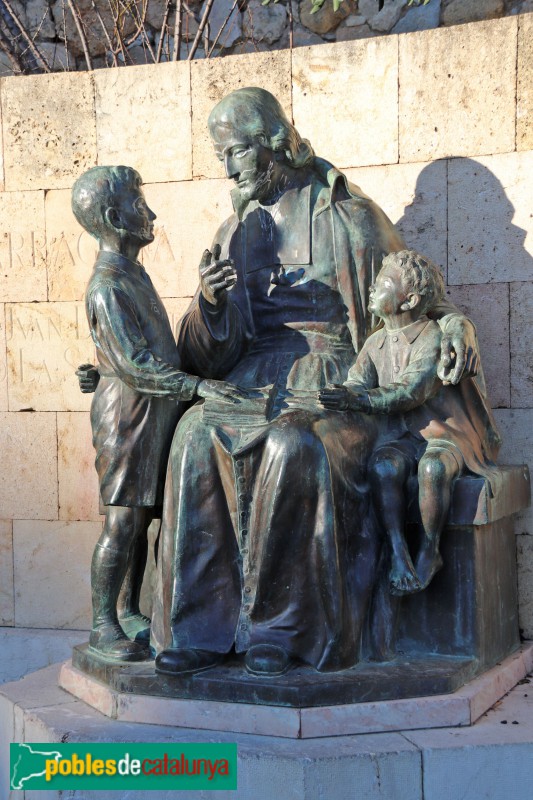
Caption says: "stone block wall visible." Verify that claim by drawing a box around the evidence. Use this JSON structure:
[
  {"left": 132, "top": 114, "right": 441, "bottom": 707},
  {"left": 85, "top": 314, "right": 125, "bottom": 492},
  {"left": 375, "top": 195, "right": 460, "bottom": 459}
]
[
  {"left": 0, "top": 15, "right": 531, "bottom": 639},
  {"left": 1, "top": 0, "right": 532, "bottom": 73}
]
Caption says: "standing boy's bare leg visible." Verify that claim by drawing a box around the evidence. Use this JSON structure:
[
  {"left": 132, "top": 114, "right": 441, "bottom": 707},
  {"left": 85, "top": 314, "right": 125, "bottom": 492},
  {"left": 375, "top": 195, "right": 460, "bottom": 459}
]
[
  {"left": 117, "top": 518, "right": 156, "bottom": 643},
  {"left": 90, "top": 506, "right": 150, "bottom": 660}
]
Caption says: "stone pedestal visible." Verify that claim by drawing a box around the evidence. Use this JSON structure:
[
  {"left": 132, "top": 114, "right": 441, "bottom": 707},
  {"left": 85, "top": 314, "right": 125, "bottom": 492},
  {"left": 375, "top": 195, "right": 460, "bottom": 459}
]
[
  {"left": 71, "top": 644, "right": 482, "bottom": 709},
  {"left": 2, "top": 653, "right": 533, "bottom": 800},
  {"left": 59, "top": 644, "right": 533, "bottom": 738},
  {"left": 370, "top": 465, "right": 528, "bottom": 667},
  {"left": 397, "top": 517, "right": 520, "bottom": 667}
]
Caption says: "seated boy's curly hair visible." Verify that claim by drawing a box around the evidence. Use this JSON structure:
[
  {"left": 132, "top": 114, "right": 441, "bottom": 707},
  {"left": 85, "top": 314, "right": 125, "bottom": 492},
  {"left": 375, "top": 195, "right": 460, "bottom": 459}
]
[{"left": 383, "top": 249, "right": 445, "bottom": 314}]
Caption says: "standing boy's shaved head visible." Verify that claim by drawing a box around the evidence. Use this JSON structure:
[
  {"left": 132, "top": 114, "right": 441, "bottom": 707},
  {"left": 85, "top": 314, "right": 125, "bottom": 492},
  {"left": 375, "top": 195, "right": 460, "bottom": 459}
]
[{"left": 72, "top": 166, "right": 142, "bottom": 240}]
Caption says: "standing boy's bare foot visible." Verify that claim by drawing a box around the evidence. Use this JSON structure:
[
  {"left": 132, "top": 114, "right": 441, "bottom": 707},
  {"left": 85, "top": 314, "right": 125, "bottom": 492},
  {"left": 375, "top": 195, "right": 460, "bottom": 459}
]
[
  {"left": 389, "top": 550, "right": 422, "bottom": 596},
  {"left": 415, "top": 543, "right": 444, "bottom": 590}
]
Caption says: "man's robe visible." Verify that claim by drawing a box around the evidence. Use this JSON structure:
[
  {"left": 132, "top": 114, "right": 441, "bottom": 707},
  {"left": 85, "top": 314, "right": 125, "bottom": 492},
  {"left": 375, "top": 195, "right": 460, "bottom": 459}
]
[{"left": 151, "top": 160, "right": 478, "bottom": 670}]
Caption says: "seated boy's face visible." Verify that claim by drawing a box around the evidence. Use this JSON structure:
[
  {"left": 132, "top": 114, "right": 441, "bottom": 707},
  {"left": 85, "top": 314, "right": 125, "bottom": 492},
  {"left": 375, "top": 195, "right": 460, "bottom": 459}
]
[
  {"left": 368, "top": 262, "right": 408, "bottom": 319},
  {"left": 114, "top": 185, "right": 156, "bottom": 247}
]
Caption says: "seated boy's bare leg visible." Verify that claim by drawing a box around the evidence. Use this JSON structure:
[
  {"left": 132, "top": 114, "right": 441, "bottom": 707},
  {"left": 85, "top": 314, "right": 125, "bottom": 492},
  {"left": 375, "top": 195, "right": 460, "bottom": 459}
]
[
  {"left": 368, "top": 447, "right": 422, "bottom": 596},
  {"left": 416, "top": 448, "right": 461, "bottom": 590},
  {"left": 90, "top": 506, "right": 151, "bottom": 660},
  {"left": 389, "top": 539, "right": 421, "bottom": 596}
]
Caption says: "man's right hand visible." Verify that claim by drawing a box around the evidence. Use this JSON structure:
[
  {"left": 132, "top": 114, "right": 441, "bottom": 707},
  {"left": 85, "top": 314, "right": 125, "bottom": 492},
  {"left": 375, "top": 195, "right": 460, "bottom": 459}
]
[
  {"left": 197, "top": 379, "right": 248, "bottom": 404},
  {"left": 76, "top": 364, "right": 100, "bottom": 393},
  {"left": 199, "top": 244, "right": 237, "bottom": 307}
]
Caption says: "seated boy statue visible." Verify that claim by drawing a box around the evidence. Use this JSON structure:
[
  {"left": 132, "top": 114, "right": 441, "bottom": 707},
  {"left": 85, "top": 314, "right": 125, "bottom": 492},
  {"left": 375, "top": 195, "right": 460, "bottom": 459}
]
[
  {"left": 319, "top": 250, "right": 501, "bottom": 596},
  {"left": 72, "top": 165, "right": 246, "bottom": 660}
]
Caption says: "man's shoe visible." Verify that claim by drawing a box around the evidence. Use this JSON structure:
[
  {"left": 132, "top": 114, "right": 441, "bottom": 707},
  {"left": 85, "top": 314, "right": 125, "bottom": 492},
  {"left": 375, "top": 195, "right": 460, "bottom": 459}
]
[
  {"left": 89, "top": 622, "right": 150, "bottom": 661},
  {"left": 155, "top": 648, "right": 223, "bottom": 675},
  {"left": 245, "top": 644, "right": 293, "bottom": 676}
]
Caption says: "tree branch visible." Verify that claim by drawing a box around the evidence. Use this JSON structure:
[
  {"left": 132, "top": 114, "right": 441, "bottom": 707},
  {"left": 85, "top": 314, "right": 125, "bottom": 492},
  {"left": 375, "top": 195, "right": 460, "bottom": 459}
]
[
  {"left": 156, "top": 0, "right": 172, "bottom": 62},
  {"left": 90, "top": 0, "right": 118, "bottom": 67},
  {"left": 188, "top": 0, "right": 216, "bottom": 60},
  {"left": 67, "top": 0, "right": 93, "bottom": 70},
  {"left": 207, "top": 0, "right": 239, "bottom": 57},
  {"left": 1, "top": 0, "right": 51, "bottom": 72},
  {"left": 172, "top": 0, "right": 183, "bottom": 60},
  {"left": 0, "top": 21, "right": 23, "bottom": 73}
]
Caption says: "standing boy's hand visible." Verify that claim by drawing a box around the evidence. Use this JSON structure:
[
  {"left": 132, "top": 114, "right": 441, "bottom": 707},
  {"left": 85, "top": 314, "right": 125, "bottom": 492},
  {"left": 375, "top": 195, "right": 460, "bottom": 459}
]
[
  {"left": 197, "top": 379, "right": 248, "bottom": 404},
  {"left": 76, "top": 364, "right": 100, "bottom": 393},
  {"left": 199, "top": 244, "right": 237, "bottom": 307}
]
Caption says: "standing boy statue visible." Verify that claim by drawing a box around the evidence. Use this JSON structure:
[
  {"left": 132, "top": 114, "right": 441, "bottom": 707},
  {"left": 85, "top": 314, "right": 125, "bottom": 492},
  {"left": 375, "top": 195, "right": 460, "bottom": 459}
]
[
  {"left": 72, "top": 165, "right": 245, "bottom": 660},
  {"left": 319, "top": 250, "right": 501, "bottom": 596}
]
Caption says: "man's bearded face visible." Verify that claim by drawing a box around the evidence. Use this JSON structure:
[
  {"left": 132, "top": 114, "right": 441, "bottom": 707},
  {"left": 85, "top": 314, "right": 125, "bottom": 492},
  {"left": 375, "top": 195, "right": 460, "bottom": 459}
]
[{"left": 212, "top": 124, "right": 282, "bottom": 203}]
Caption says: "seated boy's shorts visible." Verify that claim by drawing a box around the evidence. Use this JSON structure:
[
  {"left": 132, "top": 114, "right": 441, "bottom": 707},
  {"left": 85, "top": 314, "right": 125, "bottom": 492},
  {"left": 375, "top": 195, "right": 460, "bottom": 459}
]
[{"left": 372, "top": 434, "right": 465, "bottom": 474}]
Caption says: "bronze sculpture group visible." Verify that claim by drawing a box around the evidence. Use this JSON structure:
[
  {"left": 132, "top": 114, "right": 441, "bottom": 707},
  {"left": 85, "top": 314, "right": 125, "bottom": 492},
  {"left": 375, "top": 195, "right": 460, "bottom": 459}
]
[{"left": 75, "top": 87, "right": 500, "bottom": 680}]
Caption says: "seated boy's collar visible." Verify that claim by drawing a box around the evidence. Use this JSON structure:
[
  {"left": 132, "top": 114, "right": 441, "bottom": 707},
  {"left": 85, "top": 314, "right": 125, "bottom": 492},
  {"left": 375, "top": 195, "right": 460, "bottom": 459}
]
[{"left": 385, "top": 315, "right": 431, "bottom": 343}]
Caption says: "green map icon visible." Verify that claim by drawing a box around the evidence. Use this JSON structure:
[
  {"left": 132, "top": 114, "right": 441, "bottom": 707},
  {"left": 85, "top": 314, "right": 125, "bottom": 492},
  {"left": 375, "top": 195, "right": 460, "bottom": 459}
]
[{"left": 10, "top": 743, "right": 62, "bottom": 789}]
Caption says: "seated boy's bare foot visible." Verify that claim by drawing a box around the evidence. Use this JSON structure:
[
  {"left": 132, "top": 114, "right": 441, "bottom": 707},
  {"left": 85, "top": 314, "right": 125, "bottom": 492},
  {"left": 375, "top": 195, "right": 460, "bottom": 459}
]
[
  {"left": 389, "top": 552, "right": 422, "bottom": 596},
  {"left": 415, "top": 545, "right": 444, "bottom": 590}
]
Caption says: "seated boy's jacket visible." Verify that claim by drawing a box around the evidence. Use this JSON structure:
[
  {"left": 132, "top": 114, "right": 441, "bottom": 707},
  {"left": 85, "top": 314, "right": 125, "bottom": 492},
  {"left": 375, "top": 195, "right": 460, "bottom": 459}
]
[{"left": 346, "top": 316, "right": 502, "bottom": 492}]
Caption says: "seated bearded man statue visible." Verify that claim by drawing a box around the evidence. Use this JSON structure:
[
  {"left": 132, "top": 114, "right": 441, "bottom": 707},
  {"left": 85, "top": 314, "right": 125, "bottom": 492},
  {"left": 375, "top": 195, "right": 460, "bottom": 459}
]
[{"left": 150, "top": 87, "right": 482, "bottom": 678}]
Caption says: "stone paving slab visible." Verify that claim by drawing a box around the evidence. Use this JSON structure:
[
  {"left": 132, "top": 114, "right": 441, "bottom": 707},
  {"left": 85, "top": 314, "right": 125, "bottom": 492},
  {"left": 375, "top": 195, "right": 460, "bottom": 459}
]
[{"left": 0, "top": 629, "right": 87, "bottom": 687}]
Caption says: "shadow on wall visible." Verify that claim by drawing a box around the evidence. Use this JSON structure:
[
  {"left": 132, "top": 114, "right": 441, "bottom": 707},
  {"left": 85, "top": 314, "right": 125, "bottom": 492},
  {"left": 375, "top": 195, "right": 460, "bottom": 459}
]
[
  {"left": 396, "top": 158, "right": 533, "bottom": 285},
  {"left": 394, "top": 158, "right": 533, "bottom": 409}
]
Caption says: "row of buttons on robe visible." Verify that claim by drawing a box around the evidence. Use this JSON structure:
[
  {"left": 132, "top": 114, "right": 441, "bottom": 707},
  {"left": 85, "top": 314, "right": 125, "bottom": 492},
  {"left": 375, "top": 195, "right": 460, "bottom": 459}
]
[{"left": 234, "top": 456, "right": 252, "bottom": 636}]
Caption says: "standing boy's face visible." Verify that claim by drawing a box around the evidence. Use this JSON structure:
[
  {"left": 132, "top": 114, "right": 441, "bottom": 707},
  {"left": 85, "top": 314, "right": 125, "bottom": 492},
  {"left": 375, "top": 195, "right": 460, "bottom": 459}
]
[
  {"left": 113, "top": 185, "right": 156, "bottom": 247},
  {"left": 368, "top": 262, "right": 408, "bottom": 319}
]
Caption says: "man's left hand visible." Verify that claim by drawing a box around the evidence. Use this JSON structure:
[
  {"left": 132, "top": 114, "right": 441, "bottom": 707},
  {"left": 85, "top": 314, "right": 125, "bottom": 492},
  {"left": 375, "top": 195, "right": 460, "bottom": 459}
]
[{"left": 438, "top": 317, "right": 479, "bottom": 385}]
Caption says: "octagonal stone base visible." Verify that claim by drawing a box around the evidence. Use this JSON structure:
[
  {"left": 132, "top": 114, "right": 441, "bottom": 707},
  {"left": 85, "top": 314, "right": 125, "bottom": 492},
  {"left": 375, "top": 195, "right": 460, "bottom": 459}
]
[{"left": 59, "top": 643, "right": 533, "bottom": 739}]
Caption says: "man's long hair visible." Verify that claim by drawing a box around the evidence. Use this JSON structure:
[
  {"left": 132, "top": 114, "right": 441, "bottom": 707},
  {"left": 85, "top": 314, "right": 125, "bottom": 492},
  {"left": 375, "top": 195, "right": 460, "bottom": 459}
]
[{"left": 208, "top": 87, "right": 315, "bottom": 169}]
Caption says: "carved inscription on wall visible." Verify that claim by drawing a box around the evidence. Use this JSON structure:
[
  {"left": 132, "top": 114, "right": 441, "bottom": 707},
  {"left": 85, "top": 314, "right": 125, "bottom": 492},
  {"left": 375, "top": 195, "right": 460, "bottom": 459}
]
[
  {"left": 6, "top": 303, "right": 95, "bottom": 412},
  {"left": 0, "top": 191, "right": 47, "bottom": 302}
]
